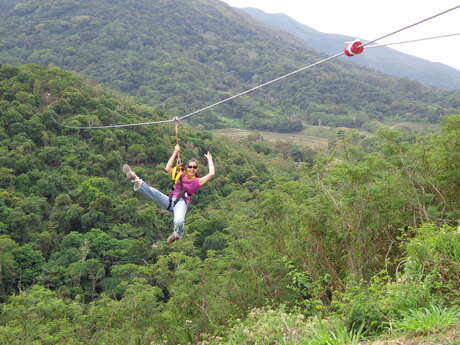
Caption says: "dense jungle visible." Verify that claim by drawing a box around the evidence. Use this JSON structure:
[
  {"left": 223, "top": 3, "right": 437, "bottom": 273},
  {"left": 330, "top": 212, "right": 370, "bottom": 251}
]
[{"left": 1, "top": 0, "right": 460, "bottom": 344}]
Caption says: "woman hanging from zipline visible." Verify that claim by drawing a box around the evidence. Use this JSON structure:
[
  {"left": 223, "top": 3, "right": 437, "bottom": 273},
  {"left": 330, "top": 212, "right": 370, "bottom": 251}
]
[{"left": 122, "top": 144, "right": 215, "bottom": 244}]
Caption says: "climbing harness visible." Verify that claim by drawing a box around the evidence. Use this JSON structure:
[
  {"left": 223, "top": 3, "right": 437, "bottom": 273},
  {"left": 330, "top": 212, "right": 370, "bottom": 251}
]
[
  {"left": 171, "top": 165, "right": 184, "bottom": 184},
  {"left": 167, "top": 118, "right": 195, "bottom": 210},
  {"left": 167, "top": 169, "right": 197, "bottom": 210},
  {"left": 167, "top": 173, "right": 186, "bottom": 210},
  {"left": 50, "top": 4, "right": 460, "bottom": 130}
]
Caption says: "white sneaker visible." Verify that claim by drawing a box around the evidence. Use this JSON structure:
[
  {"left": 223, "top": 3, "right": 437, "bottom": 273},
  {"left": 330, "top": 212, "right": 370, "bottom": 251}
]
[
  {"left": 122, "top": 164, "right": 142, "bottom": 187},
  {"left": 122, "top": 164, "right": 137, "bottom": 180}
]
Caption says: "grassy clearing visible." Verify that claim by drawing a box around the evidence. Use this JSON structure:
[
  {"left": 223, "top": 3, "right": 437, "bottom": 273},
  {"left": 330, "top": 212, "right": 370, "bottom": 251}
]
[
  {"left": 211, "top": 127, "right": 330, "bottom": 149},
  {"left": 211, "top": 121, "right": 439, "bottom": 151},
  {"left": 386, "top": 122, "right": 440, "bottom": 135},
  {"left": 393, "top": 305, "right": 460, "bottom": 336}
]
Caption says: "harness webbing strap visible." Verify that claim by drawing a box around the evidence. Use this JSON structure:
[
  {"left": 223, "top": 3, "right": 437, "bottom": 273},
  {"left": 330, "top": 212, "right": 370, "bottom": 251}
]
[{"left": 168, "top": 172, "right": 189, "bottom": 210}]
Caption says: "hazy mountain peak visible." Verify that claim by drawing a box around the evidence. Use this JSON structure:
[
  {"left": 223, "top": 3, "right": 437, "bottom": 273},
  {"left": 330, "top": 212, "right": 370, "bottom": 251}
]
[{"left": 241, "top": 7, "right": 460, "bottom": 90}]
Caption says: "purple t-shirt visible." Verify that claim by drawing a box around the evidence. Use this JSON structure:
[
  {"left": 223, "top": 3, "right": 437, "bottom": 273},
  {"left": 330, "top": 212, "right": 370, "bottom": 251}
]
[{"left": 170, "top": 173, "right": 201, "bottom": 203}]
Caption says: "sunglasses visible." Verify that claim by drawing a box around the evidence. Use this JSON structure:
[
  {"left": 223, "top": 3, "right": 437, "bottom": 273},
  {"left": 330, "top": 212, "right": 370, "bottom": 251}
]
[{"left": 187, "top": 165, "right": 198, "bottom": 169}]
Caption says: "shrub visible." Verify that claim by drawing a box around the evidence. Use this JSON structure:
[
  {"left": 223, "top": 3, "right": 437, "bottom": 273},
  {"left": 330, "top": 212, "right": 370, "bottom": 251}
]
[
  {"left": 334, "top": 273, "right": 437, "bottom": 337},
  {"left": 221, "top": 307, "right": 310, "bottom": 345},
  {"left": 307, "top": 318, "right": 365, "bottom": 345},
  {"left": 404, "top": 223, "right": 460, "bottom": 303},
  {"left": 393, "top": 305, "right": 460, "bottom": 335},
  {"left": 199, "top": 308, "right": 365, "bottom": 345}
]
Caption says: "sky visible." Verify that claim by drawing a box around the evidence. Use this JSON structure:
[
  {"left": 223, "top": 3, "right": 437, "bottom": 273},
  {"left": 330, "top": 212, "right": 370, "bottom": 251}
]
[{"left": 220, "top": 0, "right": 460, "bottom": 70}]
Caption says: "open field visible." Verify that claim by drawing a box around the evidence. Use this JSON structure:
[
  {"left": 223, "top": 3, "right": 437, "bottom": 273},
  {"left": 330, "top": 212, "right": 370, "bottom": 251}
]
[
  {"left": 211, "top": 127, "right": 331, "bottom": 149},
  {"left": 211, "top": 122, "right": 439, "bottom": 150},
  {"left": 211, "top": 125, "right": 369, "bottom": 149}
]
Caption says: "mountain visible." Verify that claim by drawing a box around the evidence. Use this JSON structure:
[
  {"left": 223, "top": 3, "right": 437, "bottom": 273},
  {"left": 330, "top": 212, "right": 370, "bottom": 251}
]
[
  {"left": 241, "top": 7, "right": 460, "bottom": 91},
  {"left": 0, "top": 0, "right": 457, "bottom": 132}
]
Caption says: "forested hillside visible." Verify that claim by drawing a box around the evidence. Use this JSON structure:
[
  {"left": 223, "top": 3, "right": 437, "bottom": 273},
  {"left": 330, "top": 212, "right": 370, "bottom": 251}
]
[
  {"left": 0, "top": 0, "right": 458, "bottom": 131},
  {"left": 242, "top": 7, "right": 460, "bottom": 91},
  {"left": 1, "top": 63, "right": 460, "bottom": 344}
]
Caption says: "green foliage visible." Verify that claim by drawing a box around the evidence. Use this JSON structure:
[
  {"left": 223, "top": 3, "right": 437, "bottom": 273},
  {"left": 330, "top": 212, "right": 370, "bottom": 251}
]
[
  {"left": 333, "top": 272, "right": 438, "bottom": 336},
  {"left": 404, "top": 223, "right": 460, "bottom": 303},
  {"left": 200, "top": 308, "right": 365, "bottom": 345},
  {"left": 393, "top": 305, "right": 460, "bottom": 336},
  {"left": 0, "top": 285, "right": 83, "bottom": 345},
  {"left": 0, "top": 0, "right": 457, "bottom": 131},
  {"left": 0, "top": 283, "right": 165, "bottom": 345},
  {"left": 332, "top": 223, "right": 460, "bottom": 338},
  {"left": 405, "top": 224, "right": 460, "bottom": 269},
  {"left": 1, "top": 62, "right": 460, "bottom": 344},
  {"left": 207, "top": 307, "right": 311, "bottom": 345},
  {"left": 307, "top": 318, "right": 365, "bottom": 345},
  {"left": 283, "top": 258, "right": 331, "bottom": 315},
  {"left": 0, "top": 235, "right": 19, "bottom": 301}
]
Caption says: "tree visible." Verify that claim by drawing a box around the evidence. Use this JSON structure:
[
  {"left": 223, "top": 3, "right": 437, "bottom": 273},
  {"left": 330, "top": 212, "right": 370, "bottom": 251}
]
[
  {"left": 0, "top": 235, "right": 18, "bottom": 300},
  {"left": 13, "top": 243, "right": 45, "bottom": 292}
]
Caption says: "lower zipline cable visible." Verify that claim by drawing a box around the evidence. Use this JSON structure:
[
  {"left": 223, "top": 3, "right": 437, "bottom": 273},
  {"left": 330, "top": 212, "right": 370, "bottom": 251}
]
[
  {"left": 51, "top": 5, "right": 460, "bottom": 130},
  {"left": 365, "top": 32, "right": 460, "bottom": 49},
  {"left": 50, "top": 52, "right": 345, "bottom": 129},
  {"left": 50, "top": 116, "right": 175, "bottom": 129}
]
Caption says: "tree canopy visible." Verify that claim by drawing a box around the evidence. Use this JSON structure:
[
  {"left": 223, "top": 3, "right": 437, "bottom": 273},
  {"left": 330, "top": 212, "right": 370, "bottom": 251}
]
[{"left": 0, "top": 63, "right": 459, "bottom": 344}]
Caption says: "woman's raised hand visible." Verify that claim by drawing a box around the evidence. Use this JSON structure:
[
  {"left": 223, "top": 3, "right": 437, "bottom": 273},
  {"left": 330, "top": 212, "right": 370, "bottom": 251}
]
[
  {"left": 199, "top": 151, "right": 215, "bottom": 186},
  {"left": 174, "top": 144, "right": 181, "bottom": 153}
]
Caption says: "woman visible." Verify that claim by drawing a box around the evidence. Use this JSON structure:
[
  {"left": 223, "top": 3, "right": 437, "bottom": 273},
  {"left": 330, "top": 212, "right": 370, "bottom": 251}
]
[{"left": 122, "top": 144, "right": 215, "bottom": 244}]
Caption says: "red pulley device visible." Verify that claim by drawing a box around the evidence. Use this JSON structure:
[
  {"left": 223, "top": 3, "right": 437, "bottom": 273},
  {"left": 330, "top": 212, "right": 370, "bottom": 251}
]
[{"left": 344, "top": 39, "right": 364, "bottom": 56}]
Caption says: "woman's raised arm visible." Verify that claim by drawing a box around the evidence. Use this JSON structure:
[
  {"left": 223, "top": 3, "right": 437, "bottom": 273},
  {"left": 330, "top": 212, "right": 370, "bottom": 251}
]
[
  {"left": 165, "top": 144, "right": 181, "bottom": 175},
  {"left": 199, "top": 152, "right": 215, "bottom": 186}
]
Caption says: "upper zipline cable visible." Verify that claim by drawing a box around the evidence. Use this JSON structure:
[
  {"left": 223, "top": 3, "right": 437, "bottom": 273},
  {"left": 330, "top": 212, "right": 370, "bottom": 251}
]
[
  {"left": 360, "top": 4, "right": 460, "bottom": 48},
  {"left": 178, "top": 52, "right": 344, "bottom": 121},
  {"left": 51, "top": 4, "right": 460, "bottom": 130}
]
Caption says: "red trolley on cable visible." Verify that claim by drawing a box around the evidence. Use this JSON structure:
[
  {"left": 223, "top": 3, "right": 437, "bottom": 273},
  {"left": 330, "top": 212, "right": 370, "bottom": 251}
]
[{"left": 344, "top": 39, "right": 365, "bottom": 56}]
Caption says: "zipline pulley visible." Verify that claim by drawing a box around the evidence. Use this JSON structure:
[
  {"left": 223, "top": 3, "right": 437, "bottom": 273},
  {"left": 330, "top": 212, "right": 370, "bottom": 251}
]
[
  {"left": 171, "top": 116, "right": 185, "bottom": 186},
  {"left": 344, "top": 39, "right": 365, "bottom": 57}
]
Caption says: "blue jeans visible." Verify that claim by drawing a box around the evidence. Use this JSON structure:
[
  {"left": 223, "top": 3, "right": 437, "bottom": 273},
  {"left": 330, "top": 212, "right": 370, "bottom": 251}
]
[{"left": 135, "top": 181, "right": 188, "bottom": 235}]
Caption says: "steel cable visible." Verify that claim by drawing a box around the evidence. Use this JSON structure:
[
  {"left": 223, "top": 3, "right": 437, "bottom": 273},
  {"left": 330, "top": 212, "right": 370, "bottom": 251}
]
[{"left": 51, "top": 5, "right": 460, "bottom": 129}]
